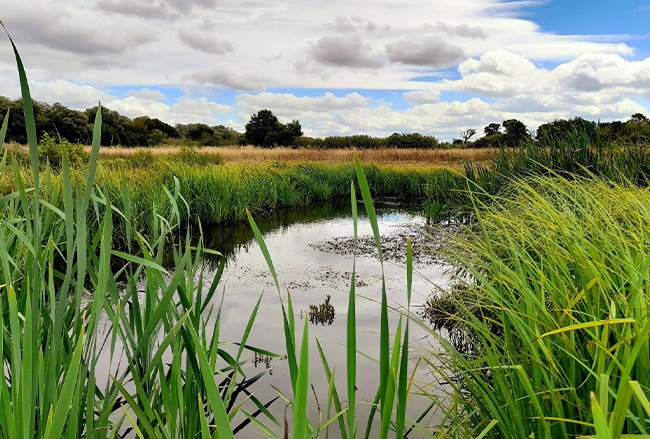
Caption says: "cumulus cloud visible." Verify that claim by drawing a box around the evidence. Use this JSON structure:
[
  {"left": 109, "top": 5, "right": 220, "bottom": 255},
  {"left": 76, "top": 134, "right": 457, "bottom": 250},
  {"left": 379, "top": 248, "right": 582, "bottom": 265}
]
[
  {"left": 427, "top": 22, "right": 486, "bottom": 39},
  {"left": 5, "top": 7, "right": 157, "bottom": 55},
  {"left": 98, "top": 0, "right": 218, "bottom": 17},
  {"left": 386, "top": 36, "right": 465, "bottom": 67},
  {"left": 96, "top": 0, "right": 173, "bottom": 19},
  {"left": 106, "top": 95, "right": 232, "bottom": 124},
  {"left": 237, "top": 91, "right": 369, "bottom": 114},
  {"left": 451, "top": 50, "right": 650, "bottom": 108},
  {"left": 326, "top": 17, "right": 356, "bottom": 33},
  {"left": 403, "top": 89, "right": 441, "bottom": 104},
  {"left": 30, "top": 80, "right": 112, "bottom": 109},
  {"left": 309, "top": 34, "right": 383, "bottom": 68},
  {"left": 127, "top": 88, "right": 167, "bottom": 101},
  {"left": 179, "top": 29, "right": 234, "bottom": 54},
  {"left": 187, "top": 69, "right": 266, "bottom": 91}
]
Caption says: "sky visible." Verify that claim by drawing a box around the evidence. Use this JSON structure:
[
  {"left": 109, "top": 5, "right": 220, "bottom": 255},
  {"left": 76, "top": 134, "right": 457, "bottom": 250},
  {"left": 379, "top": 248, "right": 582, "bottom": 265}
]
[{"left": 0, "top": 0, "right": 649, "bottom": 140}]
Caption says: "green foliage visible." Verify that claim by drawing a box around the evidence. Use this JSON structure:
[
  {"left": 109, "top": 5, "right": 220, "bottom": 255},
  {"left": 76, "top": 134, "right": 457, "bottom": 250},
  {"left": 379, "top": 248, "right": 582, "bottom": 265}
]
[
  {"left": 429, "top": 177, "right": 650, "bottom": 439},
  {"left": 483, "top": 123, "right": 501, "bottom": 137},
  {"left": 38, "top": 132, "right": 88, "bottom": 169},
  {"left": 502, "top": 118, "right": 530, "bottom": 146},
  {"left": 536, "top": 117, "right": 599, "bottom": 144},
  {"left": 471, "top": 133, "right": 504, "bottom": 149},
  {"left": 0, "top": 30, "right": 272, "bottom": 439},
  {"left": 173, "top": 146, "right": 224, "bottom": 166},
  {"left": 129, "top": 148, "right": 154, "bottom": 168},
  {"left": 385, "top": 132, "right": 438, "bottom": 148},
  {"left": 244, "top": 109, "right": 303, "bottom": 147}
]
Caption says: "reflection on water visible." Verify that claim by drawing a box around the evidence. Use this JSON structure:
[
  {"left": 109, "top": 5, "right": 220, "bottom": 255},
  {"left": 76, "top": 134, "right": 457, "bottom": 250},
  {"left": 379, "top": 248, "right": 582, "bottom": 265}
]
[
  {"left": 170, "top": 198, "right": 453, "bottom": 437},
  {"left": 252, "top": 352, "right": 275, "bottom": 371}
]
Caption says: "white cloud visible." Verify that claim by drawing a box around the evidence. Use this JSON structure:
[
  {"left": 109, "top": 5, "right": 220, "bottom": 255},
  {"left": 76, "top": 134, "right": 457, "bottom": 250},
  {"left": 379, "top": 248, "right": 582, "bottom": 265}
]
[
  {"left": 0, "top": 0, "right": 646, "bottom": 140},
  {"left": 30, "top": 80, "right": 112, "bottom": 108},
  {"left": 237, "top": 92, "right": 370, "bottom": 121},
  {"left": 403, "top": 89, "right": 441, "bottom": 104},
  {"left": 106, "top": 95, "right": 233, "bottom": 124},
  {"left": 127, "top": 88, "right": 167, "bottom": 101},
  {"left": 179, "top": 29, "right": 234, "bottom": 55},
  {"left": 386, "top": 36, "right": 465, "bottom": 67},
  {"left": 308, "top": 34, "right": 384, "bottom": 68},
  {"left": 186, "top": 69, "right": 267, "bottom": 91}
]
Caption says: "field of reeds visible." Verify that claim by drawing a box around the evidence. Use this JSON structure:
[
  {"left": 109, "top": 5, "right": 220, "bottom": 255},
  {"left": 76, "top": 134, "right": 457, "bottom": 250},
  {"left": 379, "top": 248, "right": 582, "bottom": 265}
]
[
  {"left": 3, "top": 26, "right": 650, "bottom": 439},
  {"left": 425, "top": 176, "right": 650, "bottom": 439},
  {"left": 4, "top": 142, "right": 496, "bottom": 169},
  {"left": 1, "top": 144, "right": 470, "bottom": 242}
]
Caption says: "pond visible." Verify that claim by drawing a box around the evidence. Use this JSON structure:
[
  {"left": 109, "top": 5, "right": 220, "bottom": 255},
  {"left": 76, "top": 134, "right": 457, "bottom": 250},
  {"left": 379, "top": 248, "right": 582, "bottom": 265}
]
[
  {"left": 197, "top": 199, "right": 454, "bottom": 437},
  {"left": 98, "top": 199, "right": 455, "bottom": 437}
]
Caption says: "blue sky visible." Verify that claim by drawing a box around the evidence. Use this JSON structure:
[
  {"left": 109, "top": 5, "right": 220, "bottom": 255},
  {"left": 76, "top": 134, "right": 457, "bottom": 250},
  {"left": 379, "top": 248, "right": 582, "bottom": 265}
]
[{"left": 0, "top": 0, "right": 649, "bottom": 140}]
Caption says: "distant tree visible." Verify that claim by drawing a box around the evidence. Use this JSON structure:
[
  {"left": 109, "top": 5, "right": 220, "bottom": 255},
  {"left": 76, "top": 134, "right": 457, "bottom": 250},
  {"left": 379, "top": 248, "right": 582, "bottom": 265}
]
[
  {"left": 384, "top": 132, "right": 438, "bottom": 149},
  {"left": 244, "top": 109, "right": 301, "bottom": 147},
  {"left": 212, "top": 125, "right": 242, "bottom": 144},
  {"left": 630, "top": 113, "right": 649, "bottom": 124},
  {"left": 484, "top": 123, "right": 501, "bottom": 136},
  {"left": 45, "top": 103, "right": 91, "bottom": 144},
  {"left": 186, "top": 124, "right": 215, "bottom": 142},
  {"left": 536, "top": 117, "right": 598, "bottom": 145},
  {"left": 134, "top": 116, "right": 179, "bottom": 139},
  {"left": 502, "top": 119, "right": 530, "bottom": 146},
  {"left": 460, "top": 128, "right": 477, "bottom": 144},
  {"left": 452, "top": 138, "right": 464, "bottom": 146},
  {"left": 85, "top": 106, "right": 132, "bottom": 146},
  {"left": 472, "top": 134, "right": 504, "bottom": 149}
]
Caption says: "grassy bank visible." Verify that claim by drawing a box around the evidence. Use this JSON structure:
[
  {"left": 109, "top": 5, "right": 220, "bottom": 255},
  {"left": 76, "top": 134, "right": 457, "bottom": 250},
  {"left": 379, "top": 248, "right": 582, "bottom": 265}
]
[
  {"left": 426, "top": 176, "right": 650, "bottom": 438},
  {"left": 5, "top": 141, "right": 495, "bottom": 167},
  {"left": 0, "top": 152, "right": 465, "bottom": 240},
  {"left": 0, "top": 38, "right": 432, "bottom": 439}
]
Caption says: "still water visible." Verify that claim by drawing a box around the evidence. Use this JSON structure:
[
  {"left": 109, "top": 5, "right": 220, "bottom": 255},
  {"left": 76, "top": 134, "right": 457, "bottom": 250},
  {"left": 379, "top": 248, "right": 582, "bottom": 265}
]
[{"left": 194, "top": 200, "right": 454, "bottom": 437}]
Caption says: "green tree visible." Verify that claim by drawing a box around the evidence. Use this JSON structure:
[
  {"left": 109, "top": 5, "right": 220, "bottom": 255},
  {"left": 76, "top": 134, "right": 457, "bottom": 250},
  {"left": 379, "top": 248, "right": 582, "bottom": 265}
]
[
  {"left": 502, "top": 119, "right": 530, "bottom": 146},
  {"left": 484, "top": 123, "right": 501, "bottom": 136},
  {"left": 630, "top": 113, "right": 649, "bottom": 124},
  {"left": 45, "top": 103, "right": 91, "bottom": 144},
  {"left": 244, "top": 109, "right": 302, "bottom": 147}
]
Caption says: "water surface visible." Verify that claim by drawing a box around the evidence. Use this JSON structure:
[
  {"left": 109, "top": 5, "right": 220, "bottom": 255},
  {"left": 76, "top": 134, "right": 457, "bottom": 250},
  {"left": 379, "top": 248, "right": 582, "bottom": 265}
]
[{"left": 196, "top": 201, "right": 453, "bottom": 437}]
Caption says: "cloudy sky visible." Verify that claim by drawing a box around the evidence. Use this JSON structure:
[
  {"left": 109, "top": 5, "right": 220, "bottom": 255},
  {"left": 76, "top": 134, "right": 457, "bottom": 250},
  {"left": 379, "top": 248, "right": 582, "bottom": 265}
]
[{"left": 0, "top": 0, "right": 649, "bottom": 140}]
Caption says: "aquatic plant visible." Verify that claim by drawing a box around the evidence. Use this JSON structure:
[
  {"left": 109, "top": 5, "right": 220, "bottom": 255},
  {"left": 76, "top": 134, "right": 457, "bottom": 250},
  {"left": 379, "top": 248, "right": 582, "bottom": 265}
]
[
  {"left": 427, "top": 175, "right": 650, "bottom": 438},
  {"left": 0, "top": 25, "right": 275, "bottom": 439}
]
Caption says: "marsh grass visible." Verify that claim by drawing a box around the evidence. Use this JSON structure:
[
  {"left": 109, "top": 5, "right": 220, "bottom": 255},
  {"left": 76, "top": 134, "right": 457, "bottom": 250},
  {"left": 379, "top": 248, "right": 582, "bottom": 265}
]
[
  {"left": 0, "top": 155, "right": 463, "bottom": 242},
  {"left": 427, "top": 175, "right": 650, "bottom": 439},
  {"left": 0, "top": 27, "right": 451, "bottom": 439},
  {"left": 0, "top": 26, "right": 283, "bottom": 439},
  {"left": 82, "top": 145, "right": 496, "bottom": 169}
]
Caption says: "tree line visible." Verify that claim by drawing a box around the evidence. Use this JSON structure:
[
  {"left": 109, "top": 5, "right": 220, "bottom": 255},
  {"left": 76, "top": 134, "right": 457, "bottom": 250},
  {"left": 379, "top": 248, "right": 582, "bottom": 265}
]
[
  {"left": 461, "top": 114, "right": 650, "bottom": 148},
  {"left": 0, "top": 96, "right": 242, "bottom": 146},
  {"left": 1, "top": 95, "right": 648, "bottom": 148}
]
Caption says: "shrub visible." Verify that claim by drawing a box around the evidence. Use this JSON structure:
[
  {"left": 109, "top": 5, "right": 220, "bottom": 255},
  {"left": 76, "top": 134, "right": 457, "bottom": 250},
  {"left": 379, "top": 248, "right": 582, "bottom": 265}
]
[
  {"left": 129, "top": 148, "right": 155, "bottom": 168},
  {"left": 38, "top": 132, "right": 88, "bottom": 169},
  {"left": 173, "top": 146, "right": 224, "bottom": 166},
  {"left": 384, "top": 132, "right": 438, "bottom": 149}
]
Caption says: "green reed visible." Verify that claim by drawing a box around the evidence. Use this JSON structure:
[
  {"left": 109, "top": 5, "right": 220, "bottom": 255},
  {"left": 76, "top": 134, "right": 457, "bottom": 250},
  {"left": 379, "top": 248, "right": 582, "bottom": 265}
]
[{"left": 426, "top": 175, "right": 650, "bottom": 439}]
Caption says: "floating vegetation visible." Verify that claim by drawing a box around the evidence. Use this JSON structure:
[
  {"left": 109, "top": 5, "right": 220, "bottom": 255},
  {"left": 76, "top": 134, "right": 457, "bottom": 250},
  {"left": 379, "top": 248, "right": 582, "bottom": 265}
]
[
  {"left": 308, "top": 295, "right": 336, "bottom": 326},
  {"left": 252, "top": 352, "right": 274, "bottom": 370}
]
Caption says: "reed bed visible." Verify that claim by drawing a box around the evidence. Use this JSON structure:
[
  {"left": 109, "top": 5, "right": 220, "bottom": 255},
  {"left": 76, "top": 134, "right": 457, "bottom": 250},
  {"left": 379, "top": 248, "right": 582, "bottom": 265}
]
[
  {"left": 5, "top": 23, "right": 650, "bottom": 439},
  {"left": 5, "top": 142, "right": 496, "bottom": 169},
  {"left": 0, "top": 31, "right": 442, "bottom": 439},
  {"left": 0, "top": 155, "right": 464, "bottom": 241},
  {"left": 426, "top": 176, "right": 650, "bottom": 439}
]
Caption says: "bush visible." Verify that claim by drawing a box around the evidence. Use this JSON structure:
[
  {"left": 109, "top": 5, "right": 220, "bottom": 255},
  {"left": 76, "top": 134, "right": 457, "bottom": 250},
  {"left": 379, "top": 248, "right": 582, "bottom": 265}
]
[
  {"left": 129, "top": 149, "right": 155, "bottom": 168},
  {"left": 384, "top": 132, "right": 438, "bottom": 149},
  {"left": 173, "top": 146, "right": 224, "bottom": 166},
  {"left": 38, "top": 132, "right": 88, "bottom": 169}
]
